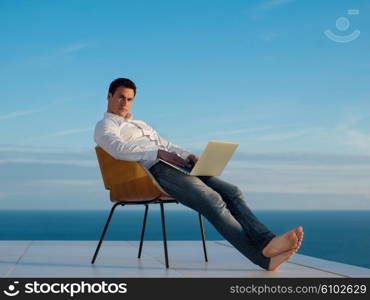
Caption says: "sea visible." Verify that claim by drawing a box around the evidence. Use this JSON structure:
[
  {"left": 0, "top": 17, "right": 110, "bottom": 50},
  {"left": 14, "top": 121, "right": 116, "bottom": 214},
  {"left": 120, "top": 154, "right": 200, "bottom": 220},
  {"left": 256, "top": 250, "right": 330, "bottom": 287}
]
[{"left": 0, "top": 209, "right": 369, "bottom": 269}]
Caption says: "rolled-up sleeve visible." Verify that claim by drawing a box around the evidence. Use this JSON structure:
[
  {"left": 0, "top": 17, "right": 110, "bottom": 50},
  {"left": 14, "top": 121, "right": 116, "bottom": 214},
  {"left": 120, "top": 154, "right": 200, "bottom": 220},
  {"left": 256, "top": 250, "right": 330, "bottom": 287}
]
[{"left": 94, "top": 120, "right": 158, "bottom": 162}]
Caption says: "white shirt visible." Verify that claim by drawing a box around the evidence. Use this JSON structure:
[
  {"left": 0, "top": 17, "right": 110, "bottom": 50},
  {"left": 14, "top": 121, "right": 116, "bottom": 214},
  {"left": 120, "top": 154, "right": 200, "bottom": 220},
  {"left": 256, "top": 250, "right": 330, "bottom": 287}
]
[{"left": 94, "top": 112, "right": 191, "bottom": 169}]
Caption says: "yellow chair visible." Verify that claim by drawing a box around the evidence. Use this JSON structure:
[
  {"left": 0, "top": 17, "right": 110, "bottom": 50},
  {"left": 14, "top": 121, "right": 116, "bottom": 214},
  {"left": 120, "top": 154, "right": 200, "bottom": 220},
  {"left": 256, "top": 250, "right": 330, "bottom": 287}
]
[{"left": 91, "top": 146, "right": 208, "bottom": 268}]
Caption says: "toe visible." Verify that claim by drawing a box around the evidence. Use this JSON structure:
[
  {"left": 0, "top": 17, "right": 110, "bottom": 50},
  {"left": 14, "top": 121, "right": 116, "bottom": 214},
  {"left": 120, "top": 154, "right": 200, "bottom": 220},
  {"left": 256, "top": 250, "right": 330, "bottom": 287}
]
[{"left": 296, "top": 230, "right": 304, "bottom": 241}]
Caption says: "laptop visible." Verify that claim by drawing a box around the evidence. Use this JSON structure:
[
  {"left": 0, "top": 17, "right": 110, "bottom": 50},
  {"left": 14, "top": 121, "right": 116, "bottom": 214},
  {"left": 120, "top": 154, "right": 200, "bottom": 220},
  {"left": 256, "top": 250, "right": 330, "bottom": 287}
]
[{"left": 159, "top": 141, "right": 239, "bottom": 176}]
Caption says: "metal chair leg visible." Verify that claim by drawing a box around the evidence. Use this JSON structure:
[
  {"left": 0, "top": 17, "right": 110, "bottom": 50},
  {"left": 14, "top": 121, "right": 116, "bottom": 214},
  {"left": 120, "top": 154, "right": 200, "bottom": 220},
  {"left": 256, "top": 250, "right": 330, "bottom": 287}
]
[
  {"left": 91, "top": 202, "right": 122, "bottom": 264},
  {"left": 159, "top": 202, "right": 169, "bottom": 268},
  {"left": 198, "top": 213, "right": 208, "bottom": 262},
  {"left": 138, "top": 204, "right": 149, "bottom": 258}
]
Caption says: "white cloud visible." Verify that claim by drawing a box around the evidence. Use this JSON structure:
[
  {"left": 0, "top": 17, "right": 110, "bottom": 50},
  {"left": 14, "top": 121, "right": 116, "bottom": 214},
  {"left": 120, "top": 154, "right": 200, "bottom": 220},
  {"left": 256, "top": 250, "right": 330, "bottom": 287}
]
[
  {"left": 0, "top": 191, "right": 27, "bottom": 199},
  {"left": 0, "top": 158, "right": 96, "bottom": 167},
  {"left": 1, "top": 144, "right": 370, "bottom": 209},
  {"left": 0, "top": 109, "right": 43, "bottom": 121},
  {"left": 222, "top": 163, "right": 370, "bottom": 197},
  {"left": 231, "top": 151, "right": 370, "bottom": 167},
  {"left": 47, "top": 127, "right": 93, "bottom": 137},
  {"left": 260, "top": 32, "right": 285, "bottom": 43},
  {"left": 210, "top": 126, "right": 278, "bottom": 136},
  {"left": 176, "top": 126, "right": 279, "bottom": 144},
  {"left": 342, "top": 129, "right": 370, "bottom": 152},
  {"left": 247, "top": 0, "right": 296, "bottom": 20},
  {"left": 2, "top": 41, "right": 95, "bottom": 71},
  {"left": 258, "top": 0, "right": 296, "bottom": 10},
  {"left": 335, "top": 114, "right": 370, "bottom": 152},
  {"left": 0, "top": 143, "right": 91, "bottom": 154},
  {"left": 0, "top": 97, "right": 75, "bottom": 122},
  {"left": 25, "top": 179, "right": 101, "bottom": 186},
  {"left": 220, "top": 149, "right": 370, "bottom": 201},
  {"left": 335, "top": 115, "right": 364, "bottom": 131},
  {"left": 257, "top": 128, "right": 321, "bottom": 142},
  {"left": 24, "top": 127, "right": 94, "bottom": 142},
  {"left": 60, "top": 42, "right": 93, "bottom": 54}
]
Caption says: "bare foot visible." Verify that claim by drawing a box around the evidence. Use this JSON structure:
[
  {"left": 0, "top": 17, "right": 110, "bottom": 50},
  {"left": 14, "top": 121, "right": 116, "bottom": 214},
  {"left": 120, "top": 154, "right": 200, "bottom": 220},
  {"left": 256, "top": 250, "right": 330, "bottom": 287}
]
[
  {"left": 262, "top": 226, "right": 304, "bottom": 258},
  {"left": 268, "top": 248, "right": 297, "bottom": 271}
]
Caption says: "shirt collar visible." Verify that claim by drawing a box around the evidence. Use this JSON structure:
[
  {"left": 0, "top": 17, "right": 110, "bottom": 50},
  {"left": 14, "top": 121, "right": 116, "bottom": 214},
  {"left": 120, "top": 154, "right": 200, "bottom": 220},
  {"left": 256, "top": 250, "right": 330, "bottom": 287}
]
[{"left": 104, "top": 111, "right": 133, "bottom": 121}]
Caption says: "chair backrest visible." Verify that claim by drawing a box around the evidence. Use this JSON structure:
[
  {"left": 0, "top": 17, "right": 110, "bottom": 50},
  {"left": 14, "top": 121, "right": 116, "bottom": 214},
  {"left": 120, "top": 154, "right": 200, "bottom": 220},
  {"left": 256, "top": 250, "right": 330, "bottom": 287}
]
[
  {"left": 95, "top": 146, "right": 149, "bottom": 190},
  {"left": 94, "top": 146, "right": 172, "bottom": 202}
]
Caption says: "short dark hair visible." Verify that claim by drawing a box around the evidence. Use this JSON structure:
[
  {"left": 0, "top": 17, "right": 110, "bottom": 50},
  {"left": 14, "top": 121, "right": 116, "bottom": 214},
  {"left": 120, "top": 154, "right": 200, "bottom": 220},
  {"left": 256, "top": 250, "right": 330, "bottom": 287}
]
[{"left": 108, "top": 78, "right": 137, "bottom": 96}]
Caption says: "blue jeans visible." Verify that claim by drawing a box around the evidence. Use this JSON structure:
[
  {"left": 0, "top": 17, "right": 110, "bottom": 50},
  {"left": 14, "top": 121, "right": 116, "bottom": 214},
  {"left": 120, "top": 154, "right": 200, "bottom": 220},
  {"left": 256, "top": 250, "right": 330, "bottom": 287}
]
[{"left": 149, "top": 161, "right": 276, "bottom": 270}]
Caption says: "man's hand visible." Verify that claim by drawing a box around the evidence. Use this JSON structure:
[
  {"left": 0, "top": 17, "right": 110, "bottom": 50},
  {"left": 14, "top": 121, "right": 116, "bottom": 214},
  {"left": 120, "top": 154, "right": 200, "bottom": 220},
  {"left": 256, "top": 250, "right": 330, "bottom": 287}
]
[
  {"left": 157, "top": 149, "right": 192, "bottom": 168},
  {"left": 186, "top": 154, "right": 198, "bottom": 167}
]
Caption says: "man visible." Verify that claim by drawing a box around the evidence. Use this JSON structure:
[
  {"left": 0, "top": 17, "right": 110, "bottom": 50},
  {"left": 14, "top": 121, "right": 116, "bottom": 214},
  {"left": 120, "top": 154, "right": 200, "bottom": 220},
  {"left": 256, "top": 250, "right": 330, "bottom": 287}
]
[{"left": 94, "top": 78, "right": 304, "bottom": 271}]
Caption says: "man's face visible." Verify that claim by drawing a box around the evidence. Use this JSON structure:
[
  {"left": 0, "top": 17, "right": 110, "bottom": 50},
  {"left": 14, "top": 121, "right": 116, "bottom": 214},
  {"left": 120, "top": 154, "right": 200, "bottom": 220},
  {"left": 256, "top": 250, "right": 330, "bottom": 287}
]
[{"left": 107, "top": 86, "right": 135, "bottom": 118}]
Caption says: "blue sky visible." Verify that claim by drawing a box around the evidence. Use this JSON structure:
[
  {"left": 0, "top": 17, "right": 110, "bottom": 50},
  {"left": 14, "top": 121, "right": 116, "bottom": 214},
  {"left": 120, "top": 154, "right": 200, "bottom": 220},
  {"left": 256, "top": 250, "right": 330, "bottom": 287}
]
[{"left": 1, "top": 0, "right": 370, "bottom": 210}]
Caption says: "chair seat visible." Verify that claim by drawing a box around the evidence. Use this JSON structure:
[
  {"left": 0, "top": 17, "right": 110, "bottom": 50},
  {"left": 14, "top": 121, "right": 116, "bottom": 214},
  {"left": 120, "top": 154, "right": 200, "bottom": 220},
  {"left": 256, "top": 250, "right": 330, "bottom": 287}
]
[
  {"left": 109, "top": 181, "right": 174, "bottom": 202},
  {"left": 111, "top": 197, "right": 177, "bottom": 205}
]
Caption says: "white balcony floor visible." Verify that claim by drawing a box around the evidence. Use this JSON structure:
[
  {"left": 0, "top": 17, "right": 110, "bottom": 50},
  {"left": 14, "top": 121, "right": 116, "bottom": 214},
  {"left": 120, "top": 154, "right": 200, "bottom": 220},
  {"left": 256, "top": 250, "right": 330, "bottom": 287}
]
[{"left": 1, "top": 240, "right": 369, "bottom": 278}]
